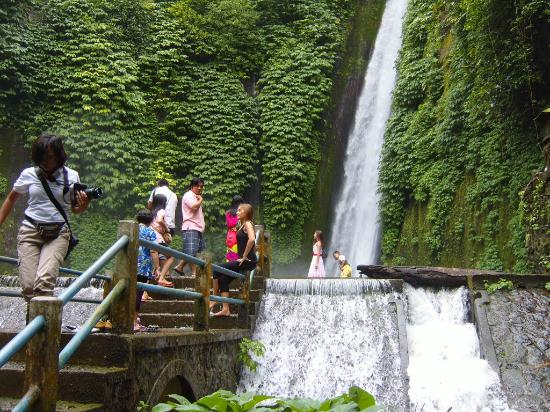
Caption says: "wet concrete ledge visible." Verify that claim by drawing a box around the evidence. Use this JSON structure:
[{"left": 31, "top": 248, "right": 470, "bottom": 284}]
[{"left": 357, "top": 265, "right": 550, "bottom": 288}]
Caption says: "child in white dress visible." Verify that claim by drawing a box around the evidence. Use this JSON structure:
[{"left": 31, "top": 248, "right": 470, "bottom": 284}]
[{"left": 307, "top": 230, "right": 326, "bottom": 278}]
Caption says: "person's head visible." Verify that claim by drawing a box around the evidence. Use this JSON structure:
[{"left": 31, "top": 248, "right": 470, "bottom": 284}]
[
  {"left": 136, "top": 209, "right": 153, "bottom": 226},
  {"left": 313, "top": 230, "right": 324, "bottom": 245},
  {"left": 157, "top": 178, "right": 169, "bottom": 187},
  {"left": 32, "top": 133, "right": 68, "bottom": 174},
  {"left": 338, "top": 255, "right": 346, "bottom": 267},
  {"left": 151, "top": 193, "right": 167, "bottom": 215},
  {"left": 237, "top": 203, "right": 253, "bottom": 222},
  {"left": 333, "top": 250, "right": 341, "bottom": 261},
  {"left": 229, "top": 195, "right": 244, "bottom": 214},
  {"left": 190, "top": 177, "right": 204, "bottom": 195}
]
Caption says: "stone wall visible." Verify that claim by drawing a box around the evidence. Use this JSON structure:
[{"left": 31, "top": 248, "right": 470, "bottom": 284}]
[
  {"left": 483, "top": 289, "right": 549, "bottom": 411},
  {"left": 130, "top": 330, "right": 249, "bottom": 407}
]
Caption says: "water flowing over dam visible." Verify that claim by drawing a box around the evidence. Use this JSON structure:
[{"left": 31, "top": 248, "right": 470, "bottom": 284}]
[
  {"left": 329, "top": 0, "right": 408, "bottom": 271},
  {"left": 0, "top": 276, "right": 103, "bottom": 330},
  {"left": 238, "top": 278, "right": 408, "bottom": 410},
  {"left": 239, "top": 279, "right": 515, "bottom": 411},
  {"left": 405, "top": 285, "right": 514, "bottom": 412}
]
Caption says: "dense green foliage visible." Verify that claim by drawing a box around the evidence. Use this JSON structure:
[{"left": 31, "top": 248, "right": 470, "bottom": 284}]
[
  {"left": 0, "top": 0, "right": 354, "bottom": 265},
  {"left": 238, "top": 337, "right": 265, "bottom": 372},
  {"left": 379, "top": 0, "right": 549, "bottom": 271},
  {"left": 521, "top": 173, "right": 550, "bottom": 273},
  {"left": 484, "top": 278, "right": 514, "bottom": 294},
  {"left": 140, "top": 386, "right": 380, "bottom": 412}
]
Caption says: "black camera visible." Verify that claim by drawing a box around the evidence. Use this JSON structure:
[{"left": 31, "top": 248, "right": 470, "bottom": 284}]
[{"left": 72, "top": 182, "right": 103, "bottom": 203}]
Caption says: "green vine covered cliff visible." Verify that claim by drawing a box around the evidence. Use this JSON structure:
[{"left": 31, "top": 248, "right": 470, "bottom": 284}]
[
  {"left": 0, "top": 0, "right": 356, "bottom": 267},
  {"left": 379, "top": 0, "right": 549, "bottom": 271}
]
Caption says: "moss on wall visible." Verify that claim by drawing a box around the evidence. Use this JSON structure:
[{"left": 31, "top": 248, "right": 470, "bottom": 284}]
[{"left": 379, "top": 0, "right": 548, "bottom": 272}]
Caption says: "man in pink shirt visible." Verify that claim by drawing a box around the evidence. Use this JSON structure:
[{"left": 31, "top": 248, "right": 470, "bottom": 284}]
[{"left": 174, "top": 177, "right": 205, "bottom": 276}]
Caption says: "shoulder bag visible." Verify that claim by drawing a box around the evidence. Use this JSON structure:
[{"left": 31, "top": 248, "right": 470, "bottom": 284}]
[{"left": 37, "top": 168, "right": 79, "bottom": 259}]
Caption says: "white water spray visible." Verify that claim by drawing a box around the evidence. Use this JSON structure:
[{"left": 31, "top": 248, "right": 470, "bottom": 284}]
[
  {"left": 329, "top": 0, "right": 408, "bottom": 272},
  {"left": 405, "top": 285, "right": 514, "bottom": 412},
  {"left": 238, "top": 279, "right": 408, "bottom": 410},
  {"left": 0, "top": 276, "right": 104, "bottom": 329}
]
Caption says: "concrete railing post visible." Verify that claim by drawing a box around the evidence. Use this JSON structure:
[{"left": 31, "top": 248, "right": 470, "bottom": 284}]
[
  {"left": 111, "top": 220, "right": 138, "bottom": 334},
  {"left": 194, "top": 252, "right": 211, "bottom": 331},
  {"left": 24, "top": 297, "right": 63, "bottom": 412}
]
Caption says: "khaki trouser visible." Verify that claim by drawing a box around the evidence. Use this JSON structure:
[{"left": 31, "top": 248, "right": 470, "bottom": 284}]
[{"left": 17, "top": 224, "right": 70, "bottom": 301}]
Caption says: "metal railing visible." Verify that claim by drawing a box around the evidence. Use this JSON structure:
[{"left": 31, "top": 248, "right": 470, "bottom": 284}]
[
  {"left": 0, "top": 223, "right": 132, "bottom": 411},
  {"left": 0, "top": 220, "right": 272, "bottom": 411}
]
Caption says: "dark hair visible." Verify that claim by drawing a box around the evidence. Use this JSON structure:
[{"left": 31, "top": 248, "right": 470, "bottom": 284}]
[
  {"left": 157, "top": 178, "right": 169, "bottom": 187},
  {"left": 151, "top": 193, "right": 167, "bottom": 218},
  {"left": 189, "top": 177, "right": 204, "bottom": 188},
  {"left": 229, "top": 195, "right": 244, "bottom": 215},
  {"left": 31, "top": 133, "right": 67, "bottom": 170},
  {"left": 314, "top": 230, "right": 324, "bottom": 247},
  {"left": 333, "top": 250, "right": 341, "bottom": 256},
  {"left": 136, "top": 209, "right": 153, "bottom": 225}
]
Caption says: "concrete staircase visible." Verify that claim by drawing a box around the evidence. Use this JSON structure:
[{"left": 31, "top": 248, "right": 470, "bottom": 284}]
[
  {"left": 0, "top": 271, "right": 267, "bottom": 410},
  {"left": 0, "top": 333, "right": 133, "bottom": 411},
  {"left": 139, "top": 273, "right": 266, "bottom": 330}
]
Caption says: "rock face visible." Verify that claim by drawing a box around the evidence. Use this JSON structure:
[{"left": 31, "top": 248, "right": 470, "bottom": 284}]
[
  {"left": 522, "top": 114, "right": 550, "bottom": 274},
  {"left": 485, "top": 289, "right": 550, "bottom": 412}
]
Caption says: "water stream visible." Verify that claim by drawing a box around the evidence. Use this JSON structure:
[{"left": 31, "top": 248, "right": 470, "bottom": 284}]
[
  {"left": 328, "top": 0, "right": 408, "bottom": 272},
  {"left": 0, "top": 275, "right": 104, "bottom": 330},
  {"left": 238, "top": 278, "right": 408, "bottom": 411},
  {"left": 239, "top": 280, "right": 514, "bottom": 411},
  {"left": 405, "top": 285, "right": 514, "bottom": 412}
]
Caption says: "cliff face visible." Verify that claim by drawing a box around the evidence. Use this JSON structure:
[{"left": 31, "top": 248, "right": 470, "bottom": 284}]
[
  {"left": 522, "top": 115, "right": 550, "bottom": 273},
  {"left": 379, "top": 0, "right": 550, "bottom": 272}
]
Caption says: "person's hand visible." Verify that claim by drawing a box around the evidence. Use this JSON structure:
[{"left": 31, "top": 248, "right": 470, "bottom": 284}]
[
  {"left": 238, "top": 257, "right": 249, "bottom": 266},
  {"left": 153, "top": 267, "right": 160, "bottom": 279},
  {"left": 73, "top": 190, "right": 89, "bottom": 213}
]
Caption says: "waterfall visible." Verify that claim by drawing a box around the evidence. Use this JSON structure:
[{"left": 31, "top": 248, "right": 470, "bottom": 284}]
[
  {"left": 0, "top": 275, "right": 104, "bottom": 329},
  {"left": 405, "top": 285, "right": 514, "bottom": 412},
  {"left": 328, "top": 0, "right": 408, "bottom": 272},
  {"left": 238, "top": 279, "right": 408, "bottom": 410}
]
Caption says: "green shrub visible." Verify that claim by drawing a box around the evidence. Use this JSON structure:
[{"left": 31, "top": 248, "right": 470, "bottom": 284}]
[{"left": 140, "top": 386, "right": 380, "bottom": 412}]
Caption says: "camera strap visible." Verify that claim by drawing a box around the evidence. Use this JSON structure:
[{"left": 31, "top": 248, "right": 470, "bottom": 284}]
[{"left": 36, "top": 167, "right": 73, "bottom": 234}]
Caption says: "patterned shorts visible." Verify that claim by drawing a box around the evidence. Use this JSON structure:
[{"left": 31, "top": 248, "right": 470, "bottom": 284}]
[{"left": 182, "top": 230, "right": 206, "bottom": 256}]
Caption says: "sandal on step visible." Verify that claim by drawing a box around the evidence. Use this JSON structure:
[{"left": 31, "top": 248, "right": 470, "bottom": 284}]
[{"left": 158, "top": 280, "right": 174, "bottom": 287}]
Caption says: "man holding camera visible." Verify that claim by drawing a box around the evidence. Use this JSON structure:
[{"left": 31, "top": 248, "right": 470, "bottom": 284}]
[{"left": 174, "top": 177, "right": 205, "bottom": 277}]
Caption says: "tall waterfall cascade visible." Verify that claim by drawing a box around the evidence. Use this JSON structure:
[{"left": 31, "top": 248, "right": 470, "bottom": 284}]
[
  {"left": 405, "top": 285, "right": 514, "bottom": 412},
  {"left": 328, "top": 0, "right": 408, "bottom": 272},
  {"left": 238, "top": 278, "right": 409, "bottom": 410}
]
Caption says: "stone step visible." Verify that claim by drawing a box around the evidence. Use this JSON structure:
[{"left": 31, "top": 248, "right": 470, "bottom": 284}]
[
  {"left": 0, "top": 397, "right": 104, "bottom": 411},
  {"left": 154, "top": 274, "right": 267, "bottom": 291},
  {"left": 140, "top": 300, "right": 258, "bottom": 315},
  {"left": 147, "top": 288, "right": 263, "bottom": 302},
  {"left": 0, "top": 332, "right": 131, "bottom": 367},
  {"left": 138, "top": 313, "right": 245, "bottom": 329},
  {"left": 0, "top": 361, "right": 129, "bottom": 404}
]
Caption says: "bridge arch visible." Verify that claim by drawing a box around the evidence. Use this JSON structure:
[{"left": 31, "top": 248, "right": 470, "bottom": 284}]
[{"left": 146, "top": 359, "right": 199, "bottom": 406}]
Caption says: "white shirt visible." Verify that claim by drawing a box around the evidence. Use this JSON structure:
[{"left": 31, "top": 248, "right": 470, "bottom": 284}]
[
  {"left": 148, "top": 186, "right": 177, "bottom": 229},
  {"left": 13, "top": 166, "right": 80, "bottom": 224}
]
